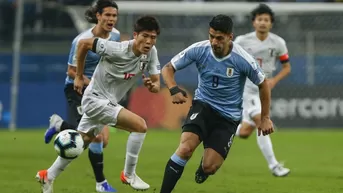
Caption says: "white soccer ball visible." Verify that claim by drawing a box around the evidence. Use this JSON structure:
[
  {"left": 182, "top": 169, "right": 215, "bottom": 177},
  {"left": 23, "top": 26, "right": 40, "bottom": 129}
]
[{"left": 54, "top": 129, "right": 84, "bottom": 159}]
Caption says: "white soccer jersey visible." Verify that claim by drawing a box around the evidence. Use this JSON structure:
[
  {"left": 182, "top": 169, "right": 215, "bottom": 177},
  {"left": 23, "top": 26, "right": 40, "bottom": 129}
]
[
  {"left": 235, "top": 31, "right": 289, "bottom": 94},
  {"left": 83, "top": 38, "right": 161, "bottom": 104}
]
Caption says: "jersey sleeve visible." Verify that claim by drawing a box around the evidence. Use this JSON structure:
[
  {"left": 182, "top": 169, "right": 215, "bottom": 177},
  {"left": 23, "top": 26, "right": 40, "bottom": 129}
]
[
  {"left": 170, "top": 44, "right": 198, "bottom": 71},
  {"left": 240, "top": 52, "right": 265, "bottom": 86},
  {"left": 67, "top": 39, "right": 79, "bottom": 66},
  {"left": 147, "top": 47, "right": 161, "bottom": 75},
  {"left": 277, "top": 38, "right": 289, "bottom": 63},
  {"left": 93, "top": 38, "right": 123, "bottom": 57}
]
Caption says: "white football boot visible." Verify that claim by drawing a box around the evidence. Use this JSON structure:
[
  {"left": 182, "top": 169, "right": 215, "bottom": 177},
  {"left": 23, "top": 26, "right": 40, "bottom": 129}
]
[
  {"left": 271, "top": 163, "right": 291, "bottom": 177},
  {"left": 120, "top": 171, "right": 150, "bottom": 191}
]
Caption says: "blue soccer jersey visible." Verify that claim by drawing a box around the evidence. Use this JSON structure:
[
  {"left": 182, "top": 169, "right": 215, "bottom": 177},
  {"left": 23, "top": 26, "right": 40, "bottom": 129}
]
[{"left": 171, "top": 40, "right": 265, "bottom": 121}]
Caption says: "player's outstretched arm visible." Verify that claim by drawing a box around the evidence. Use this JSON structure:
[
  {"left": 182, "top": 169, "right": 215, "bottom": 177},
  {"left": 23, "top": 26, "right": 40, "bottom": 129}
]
[{"left": 258, "top": 80, "right": 274, "bottom": 136}]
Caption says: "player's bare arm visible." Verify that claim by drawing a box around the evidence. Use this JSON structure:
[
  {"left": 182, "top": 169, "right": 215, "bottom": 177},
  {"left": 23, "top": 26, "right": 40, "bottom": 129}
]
[
  {"left": 269, "top": 62, "right": 291, "bottom": 89},
  {"left": 258, "top": 79, "right": 274, "bottom": 136},
  {"left": 161, "top": 62, "right": 187, "bottom": 104},
  {"left": 74, "top": 37, "right": 96, "bottom": 94},
  {"left": 67, "top": 66, "right": 91, "bottom": 86},
  {"left": 142, "top": 74, "right": 160, "bottom": 93}
]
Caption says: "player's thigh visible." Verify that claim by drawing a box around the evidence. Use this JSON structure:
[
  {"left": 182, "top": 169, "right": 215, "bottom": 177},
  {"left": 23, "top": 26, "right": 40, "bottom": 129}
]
[
  {"left": 64, "top": 84, "right": 83, "bottom": 126},
  {"left": 239, "top": 121, "right": 255, "bottom": 138},
  {"left": 203, "top": 117, "right": 239, "bottom": 172},
  {"left": 182, "top": 100, "right": 209, "bottom": 140},
  {"left": 176, "top": 125, "right": 202, "bottom": 159},
  {"left": 116, "top": 108, "right": 147, "bottom": 133}
]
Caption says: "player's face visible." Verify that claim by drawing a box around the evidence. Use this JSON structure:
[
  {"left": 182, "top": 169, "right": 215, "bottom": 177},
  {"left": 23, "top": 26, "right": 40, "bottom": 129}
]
[
  {"left": 253, "top": 13, "right": 272, "bottom": 33},
  {"left": 209, "top": 28, "right": 233, "bottom": 57},
  {"left": 133, "top": 31, "right": 157, "bottom": 54},
  {"left": 96, "top": 7, "right": 118, "bottom": 32}
]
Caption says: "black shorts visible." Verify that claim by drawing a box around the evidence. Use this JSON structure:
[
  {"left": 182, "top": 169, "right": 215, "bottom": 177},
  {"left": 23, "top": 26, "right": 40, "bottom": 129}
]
[
  {"left": 64, "top": 84, "right": 85, "bottom": 126},
  {"left": 182, "top": 100, "right": 240, "bottom": 159}
]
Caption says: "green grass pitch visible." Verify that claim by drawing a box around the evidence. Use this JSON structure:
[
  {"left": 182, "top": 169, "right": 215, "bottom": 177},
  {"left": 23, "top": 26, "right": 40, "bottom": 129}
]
[{"left": 0, "top": 129, "right": 343, "bottom": 193}]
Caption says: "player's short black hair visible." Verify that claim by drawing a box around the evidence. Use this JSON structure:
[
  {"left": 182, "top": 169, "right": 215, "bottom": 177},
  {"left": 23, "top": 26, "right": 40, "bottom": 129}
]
[
  {"left": 134, "top": 16, "right": 161, "bottom": 35},
  {"left": 209, "top": 14, "right": 233, "bottom": 34},
  {"left": 251, "top": 3, "right": 275, "bottom": 23},
  {"left": 85, "top": 0, "right": 118, "bottom": 24}
]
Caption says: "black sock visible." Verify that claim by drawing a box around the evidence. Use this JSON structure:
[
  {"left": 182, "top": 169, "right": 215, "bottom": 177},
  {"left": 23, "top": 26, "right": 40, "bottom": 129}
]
[
  {"left": 88, "top": 149, "right": 105, "bottom": 183},
  {"left": 60, "top": 121, "right": 76, "bottom": 131},
  {"left": 160, "top": 159, "right": 185, "bottom": 193}
]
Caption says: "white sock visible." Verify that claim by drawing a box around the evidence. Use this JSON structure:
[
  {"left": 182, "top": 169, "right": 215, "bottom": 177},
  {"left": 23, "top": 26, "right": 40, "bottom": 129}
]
[
  {"left": 47, "top": 156, "right": 72, "bottom": 181},
  {"left": 256, "top": 133, "right": 279, "bottom": 169},
  {"left": 235, "top": 124, "right": 242, "bottom": 136},
  {"left": 124, "top": 132, "right": 146, "bottom": 177}
]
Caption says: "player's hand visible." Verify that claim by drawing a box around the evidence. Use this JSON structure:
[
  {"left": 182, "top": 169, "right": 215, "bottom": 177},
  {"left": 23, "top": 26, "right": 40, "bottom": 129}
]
[
  {"left": 142, "top": 74, "right": 153, "bottom": 89},
  {"left": 267, "top": 78, "right": 276, "bottom": 89},
  {"left": 74, "top": 76, "right": 84, "bottom": 95},
  {"left": 142, "top": 74, "right": 158, "bottom": 92},
  {"left": 169, "top": 86, "right": 187, "bottom": 104},
  {"left": 258, "top": 117, "right": 274, "bottom": 136}
]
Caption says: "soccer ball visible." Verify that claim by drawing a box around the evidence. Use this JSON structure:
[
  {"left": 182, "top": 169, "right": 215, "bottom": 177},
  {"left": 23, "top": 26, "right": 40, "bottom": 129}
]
[{"left": 54, "top": 129, "right": 84, "bottom": 159}]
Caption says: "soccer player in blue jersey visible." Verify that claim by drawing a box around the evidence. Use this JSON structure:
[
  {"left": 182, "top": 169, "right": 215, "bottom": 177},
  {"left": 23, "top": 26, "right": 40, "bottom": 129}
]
[
  {"left": 159, "top": 15, "right": 274, "bottom": 192},
  {"left": 39, "top": 1, "right": 149, "bottom": 192}
]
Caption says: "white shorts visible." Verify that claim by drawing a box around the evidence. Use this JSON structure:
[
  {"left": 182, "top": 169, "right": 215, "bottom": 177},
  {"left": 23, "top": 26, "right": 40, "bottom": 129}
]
[
  {"left": 77, "top": 93, "right": 123, "bottom": 136},
  {"left": 242, "top": 93, "right": 261, "bottom": 127}
]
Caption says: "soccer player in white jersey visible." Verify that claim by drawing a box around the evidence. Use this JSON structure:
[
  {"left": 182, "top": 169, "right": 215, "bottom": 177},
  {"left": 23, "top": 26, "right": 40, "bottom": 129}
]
[
  {"left": 159, "top": 15, "right": 274, "bottom": 192},
  {"left": 40, "top": 1, "right": 139, "bottom": 192},
  {"left": 234, "top": 4, "right": 292, "bottom": 177},
  {"left": 36, "top": 15, "right": 161, "bottom": 193}
]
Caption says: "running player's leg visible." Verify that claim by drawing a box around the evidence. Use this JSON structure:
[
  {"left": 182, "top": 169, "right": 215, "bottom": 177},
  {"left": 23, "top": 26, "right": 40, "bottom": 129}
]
[
  {"left": 235, "top": 94, "right": 259, "bottom": 138},
  {"left": 195, "top": 112, "right": 238, "bottom": 184},
  {"left": 36, "top": 113, "right": 99, "bottom": 193},
  {"left": 160, "top": 100, "right": 204, "bottom": 193},
  {"left": 239, "top": 94, "right": 290, "bottom": 176},
  {"left": 252, "top": 113, "right": 290, "bottom": 176},
  {"left": 44, "top": 84, "right": 79, "bottom": 143},
  {"left": 110, "top": 108, "right": 150, "bottom": 190}
]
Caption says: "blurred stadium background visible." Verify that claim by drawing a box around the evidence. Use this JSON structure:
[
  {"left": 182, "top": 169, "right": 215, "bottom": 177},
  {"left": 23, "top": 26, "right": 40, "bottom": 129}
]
[
  {"left": 1, "top": 1, "right": 343, "bottom": 193},
  {"left": 1, "top": 0, "right": 343, "bottom": 130}
]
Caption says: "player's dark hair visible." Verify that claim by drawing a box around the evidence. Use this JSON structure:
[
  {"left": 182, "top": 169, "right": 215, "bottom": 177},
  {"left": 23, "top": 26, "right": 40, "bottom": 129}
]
[
  {"left": 134, "top": 16, "right": 161, "bottom": 35},
  {"left": 251, "top": 3, "right": 275, "bottom": 23},
  {"left": 85, "top": 0, "right": 118, "bottom": 24},
  {"left": 209, "top": 14, "right": 233, "bottom": 34}
]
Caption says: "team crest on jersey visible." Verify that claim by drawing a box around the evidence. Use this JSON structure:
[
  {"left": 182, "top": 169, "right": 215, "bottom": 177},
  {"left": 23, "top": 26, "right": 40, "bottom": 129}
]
[
  {"left": 226, "top": 67, "right": 234, "bottom": 77},
  {"left": 139, "top": 54, "right": 148, "bottom": 71}
]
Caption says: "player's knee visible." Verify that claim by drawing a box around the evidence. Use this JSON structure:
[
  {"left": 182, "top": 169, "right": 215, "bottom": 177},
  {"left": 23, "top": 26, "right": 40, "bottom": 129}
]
[
  {"left": 177, "top": 144, "right": 194, "bottom": 160},
  {"left": 80, "top": 132, "right": 95, "bottom": 147},
  {"left": 93, "top": 134, "right": 103, "bottom": 143},
  {"left": 239, "top": 127, "right": 254, "bottom": 139},
  {"left": 133, "top": 118, "right": 148, "bottom": 133},
  {"left": 202, "top": 163, "right": 219, "bottom": 175}
]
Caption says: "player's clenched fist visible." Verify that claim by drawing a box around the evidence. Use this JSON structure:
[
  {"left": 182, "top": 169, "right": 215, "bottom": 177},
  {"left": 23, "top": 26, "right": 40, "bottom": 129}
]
[
  {"left": 258, "top": 117, "right": 274, "bottom": 136},
  {"left": 74, "top": 77, "right": 84, "bottom": 95},
  {"left": 169, "top": 86, "right": 187, "bottom": 104}
]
